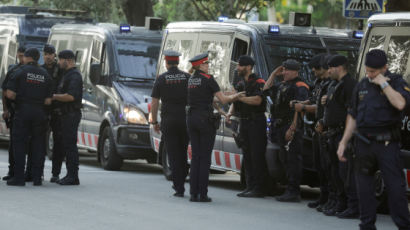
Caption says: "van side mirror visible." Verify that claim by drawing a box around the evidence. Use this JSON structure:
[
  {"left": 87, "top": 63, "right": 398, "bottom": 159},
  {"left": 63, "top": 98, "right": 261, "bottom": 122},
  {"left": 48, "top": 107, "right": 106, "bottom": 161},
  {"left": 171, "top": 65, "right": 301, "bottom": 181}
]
[{"left": 90, "top": 63, "right": 101, "bottom": 85}]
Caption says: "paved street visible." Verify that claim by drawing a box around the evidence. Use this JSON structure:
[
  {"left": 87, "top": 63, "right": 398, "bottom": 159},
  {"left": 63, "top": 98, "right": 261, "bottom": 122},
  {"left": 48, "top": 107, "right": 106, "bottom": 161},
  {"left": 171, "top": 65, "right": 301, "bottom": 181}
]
[{"left": 0, "top": 141, "right": 398, "bottom": 230}]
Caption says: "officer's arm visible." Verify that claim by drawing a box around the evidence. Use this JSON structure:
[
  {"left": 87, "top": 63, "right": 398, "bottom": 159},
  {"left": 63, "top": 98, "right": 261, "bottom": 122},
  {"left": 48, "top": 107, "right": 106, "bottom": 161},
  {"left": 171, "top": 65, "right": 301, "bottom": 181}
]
[
  {"left": 44, "top": 98, "right": 52, "bottom": 105},
  {"left": 238, "top": 95, "right": 262, "bottom": 106},
  {"left": 2, "top": 92, "right": 8, "bottom": 112},
  {"left": 382, "top": 86, "right": 406, "bottom": 111},
  {"left": 52, "top": 93, "right": 75, "bottom": 102},
  {"left": 5, "top": 90, "right": 16, "bottom": 100},
  {"left": 150, "top": 98, "right": 159, "bottom": 123},
  {"left": 263, "top": 66, "right": 283, "bottom": 90},
  {"left": 214, "top": 91, "right": 244, "bottom": 105},
  {"left": 340, "top": 114, "right": 356, "bottom": 146}
]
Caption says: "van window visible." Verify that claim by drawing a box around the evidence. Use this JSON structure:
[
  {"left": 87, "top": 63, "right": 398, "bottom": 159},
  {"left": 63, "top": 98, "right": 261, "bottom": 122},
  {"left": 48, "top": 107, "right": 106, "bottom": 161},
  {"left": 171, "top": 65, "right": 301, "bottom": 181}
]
[
  {"left": 198, "top": 34, "right": 231, "bottom": 90},
  {"left": 91, "top": 40, "right": 102, "bottom": 64},
  {"left": 50, "top": 40, "right": 57, "bottom": 48},
  {"left": 7, "top": 41, "right": 16, "bottom": 65},
  {"left": 386, "top": 36, "right": 410, "bottom": 77},
  {"left": 75, "top": 49, "right": 85, "bottom": 72},
  {"left": 161, "top": 38, "right": 194, "bottom": 74},
  {"left": 57, "top": 40, "right": 68, "bottom": 52},
  {"left": 115, "top": 37, "right": 160, "bottom": 79},
  {"left": 0, "top": 43, "right": 4, "bottom": 78},
  {"left": 230, "top": 38, "right": 248, "bottom": 87}
]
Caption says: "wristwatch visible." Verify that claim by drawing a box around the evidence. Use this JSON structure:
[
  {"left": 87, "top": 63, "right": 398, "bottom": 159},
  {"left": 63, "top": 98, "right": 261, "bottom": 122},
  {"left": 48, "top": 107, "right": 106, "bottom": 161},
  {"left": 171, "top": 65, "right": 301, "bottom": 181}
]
[
  {"left": 380, "top": 81, "right": 389, "bottom": 90},
  {"left": 301, "top": 104, "right": 306, "bottom": 112},
  {"left": 150, "top": 121, "right": 158, "bottom": 125}
]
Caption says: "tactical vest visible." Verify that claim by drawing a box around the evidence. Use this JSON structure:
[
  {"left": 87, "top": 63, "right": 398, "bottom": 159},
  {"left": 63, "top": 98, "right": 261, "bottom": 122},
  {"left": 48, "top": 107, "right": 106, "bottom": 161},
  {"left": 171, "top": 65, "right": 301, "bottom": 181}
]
[
  {"left": 315, "top": 79, "right": 331, "bottom": 120},
  {"left": 272, "top": 78, "right": 307, "bottom": 122},
  {"left": 323, "top": 79, "right": 347, "bottom": 127}
]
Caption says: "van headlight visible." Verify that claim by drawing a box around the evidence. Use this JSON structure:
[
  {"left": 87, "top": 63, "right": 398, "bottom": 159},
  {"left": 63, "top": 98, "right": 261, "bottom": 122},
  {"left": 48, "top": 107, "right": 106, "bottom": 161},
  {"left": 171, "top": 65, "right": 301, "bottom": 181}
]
[{"left": 123, "top": 106, "right": 148, "bottom": 125}]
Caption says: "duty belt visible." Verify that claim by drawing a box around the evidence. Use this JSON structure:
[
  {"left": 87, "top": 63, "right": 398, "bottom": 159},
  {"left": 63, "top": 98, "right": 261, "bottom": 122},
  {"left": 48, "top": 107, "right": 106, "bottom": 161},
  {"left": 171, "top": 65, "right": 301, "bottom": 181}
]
[
  {"left": 239, "top": 112, "right": 265, "bottom": 120},
  {"left": 271, "top": 117, "right": 292, "bottom": 128},
  {"left": 323, "top": 126, "right": 344, "bottom": 137}
]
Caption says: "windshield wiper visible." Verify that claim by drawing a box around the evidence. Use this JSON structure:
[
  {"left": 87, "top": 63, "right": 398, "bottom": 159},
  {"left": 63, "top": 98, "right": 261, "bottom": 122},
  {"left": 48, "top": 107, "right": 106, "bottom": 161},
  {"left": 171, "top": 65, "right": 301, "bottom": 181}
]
[{"left": 116, "top": 75, "right": 154, "bottom": 82}]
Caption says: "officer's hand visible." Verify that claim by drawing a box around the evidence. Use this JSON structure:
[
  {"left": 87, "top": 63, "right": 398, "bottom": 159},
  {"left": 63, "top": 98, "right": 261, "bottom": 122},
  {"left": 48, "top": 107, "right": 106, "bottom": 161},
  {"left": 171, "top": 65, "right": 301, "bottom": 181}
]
[
  {"left": 372, "top": 73, "right": 390, "bottom": 86},
  {"left": 337, "top": 142, "right": 347, "bottom": 162},
  {"left": 225, "top": 113, "right": 232, "bottom": 124},
  {"left": 2, "top": 111, "right": 9, "bottom": 120},
  {"left": 321, "top": 95, "right": 328, "bottom": 105},
  {"left": 235, "top": 91, "right": 246, "bottom": 101},
  {"left": 153, "top": 123, "right": 160, "bottom": 133},
  {"left": 315, "top": 122, "right": 323, "bottom": 133},
  {"left": 272, "top": 65, "right": 284, "bottom": 77},
  {"left": 289, "top": 100, "right": 297, "bottom": 108},
  {"left": 285, "top": 127, "right": 295, "bottom": 141}
]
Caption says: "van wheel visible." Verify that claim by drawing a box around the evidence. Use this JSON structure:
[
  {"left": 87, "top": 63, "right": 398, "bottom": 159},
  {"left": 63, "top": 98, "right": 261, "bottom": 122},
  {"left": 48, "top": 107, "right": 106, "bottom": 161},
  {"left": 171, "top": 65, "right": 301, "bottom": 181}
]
[
  {"left": 46, "top": 128, "right": 53, "bottom": 160},
  {"left": 99, "top": 127, "right": 123, "bottom": 170},
  {"left": 375, "top": 170, "right": 389, "bottom": 214},
  {"left": 161, "top": 146, "right": 172, "bottom": 181}
]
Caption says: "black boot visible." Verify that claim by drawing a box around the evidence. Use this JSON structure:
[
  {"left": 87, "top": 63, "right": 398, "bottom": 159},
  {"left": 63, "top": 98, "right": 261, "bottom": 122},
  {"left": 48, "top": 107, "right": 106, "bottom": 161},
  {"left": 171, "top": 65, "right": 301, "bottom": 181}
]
[
  {"left": 7, "top": 177, "right": 25, "bottom": 186},
  {"left": 276, "top": 190, "right": 301, "bottom": 202}
]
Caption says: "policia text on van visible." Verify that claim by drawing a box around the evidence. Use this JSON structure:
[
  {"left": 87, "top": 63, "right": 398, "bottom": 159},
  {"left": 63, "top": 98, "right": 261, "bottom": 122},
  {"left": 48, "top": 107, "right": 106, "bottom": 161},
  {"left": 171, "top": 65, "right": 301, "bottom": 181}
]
[{"left": 48, "top": 21, "right": 162, "bottom": 170}]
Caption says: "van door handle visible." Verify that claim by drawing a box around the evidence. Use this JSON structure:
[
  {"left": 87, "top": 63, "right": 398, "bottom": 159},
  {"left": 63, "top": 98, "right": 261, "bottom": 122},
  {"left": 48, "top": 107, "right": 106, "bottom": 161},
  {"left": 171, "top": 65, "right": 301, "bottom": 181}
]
[{"left": 87, "top": 88, "right": 93, "bottom": 94}]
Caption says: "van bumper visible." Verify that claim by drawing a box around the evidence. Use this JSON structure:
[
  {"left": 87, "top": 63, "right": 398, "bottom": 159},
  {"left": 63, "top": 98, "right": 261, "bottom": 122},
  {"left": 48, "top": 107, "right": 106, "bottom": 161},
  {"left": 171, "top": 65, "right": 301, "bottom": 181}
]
[{"left": 114, "top": 125, "right": 156, "bottom": 159}]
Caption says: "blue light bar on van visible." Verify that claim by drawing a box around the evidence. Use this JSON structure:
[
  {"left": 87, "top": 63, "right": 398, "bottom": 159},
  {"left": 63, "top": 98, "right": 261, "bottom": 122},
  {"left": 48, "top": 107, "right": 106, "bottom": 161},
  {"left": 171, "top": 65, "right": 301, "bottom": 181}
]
[
  {"left": 120, "top": 24, "right": 131, "bottom": 33},
  {"left": 368, "top": 23, "right": 372, "bottom": 28},
  {"left": 218, "top": 16, "right": 228, "bottom": 22},
  {"left": 353, "top": 30, "right": 364, "bottom": 39},
  {"left": 268, "top": 25, "right": 280, "bottom": 34}
]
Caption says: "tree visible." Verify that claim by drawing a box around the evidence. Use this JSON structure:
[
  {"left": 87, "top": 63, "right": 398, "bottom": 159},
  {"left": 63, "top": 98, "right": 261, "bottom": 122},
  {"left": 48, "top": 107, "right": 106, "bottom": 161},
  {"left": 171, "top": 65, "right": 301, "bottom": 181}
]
[{"left": 385, "top": 0, "right": 410, "bottom": 12}]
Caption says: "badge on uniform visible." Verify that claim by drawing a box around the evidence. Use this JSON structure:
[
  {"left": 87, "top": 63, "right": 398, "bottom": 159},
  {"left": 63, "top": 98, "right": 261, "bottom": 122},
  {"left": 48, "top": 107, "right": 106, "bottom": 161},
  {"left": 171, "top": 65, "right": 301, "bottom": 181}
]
[
  {"left": 405, "top": 86, "right": 410, "bottom": 92},
  {"left": 359, "top": 94, "right": 364, "bottom": 101},
  {"left": 329, "top": 94, "right": 333, "bottom": 101}
]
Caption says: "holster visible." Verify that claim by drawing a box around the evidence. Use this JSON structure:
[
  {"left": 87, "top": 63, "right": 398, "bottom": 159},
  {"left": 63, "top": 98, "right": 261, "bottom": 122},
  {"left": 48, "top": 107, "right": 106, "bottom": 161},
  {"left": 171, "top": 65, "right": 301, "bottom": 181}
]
[
  {"left": 209, "top": 112, "right": 221, "bottom": 130},
  {"left": 354, "top": 136, "right": 378, "bottom": 176}
]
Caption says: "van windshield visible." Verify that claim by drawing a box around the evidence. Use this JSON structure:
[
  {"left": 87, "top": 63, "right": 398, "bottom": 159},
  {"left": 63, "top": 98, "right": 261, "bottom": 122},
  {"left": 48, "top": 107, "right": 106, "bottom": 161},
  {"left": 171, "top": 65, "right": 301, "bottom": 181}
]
[
  {"left": 263, "top": 40, "right": 359, "bottom": 84},
  {"left": 115, "top": 38, "right": 160, "bottom": 79}
]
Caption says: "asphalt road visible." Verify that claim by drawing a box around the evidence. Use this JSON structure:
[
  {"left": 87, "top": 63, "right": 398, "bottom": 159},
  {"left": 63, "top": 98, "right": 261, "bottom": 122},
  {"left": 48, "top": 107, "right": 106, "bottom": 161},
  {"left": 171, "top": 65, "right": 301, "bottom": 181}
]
[{"left": 0, "top": 141, "right": 398, "bottom": 230}]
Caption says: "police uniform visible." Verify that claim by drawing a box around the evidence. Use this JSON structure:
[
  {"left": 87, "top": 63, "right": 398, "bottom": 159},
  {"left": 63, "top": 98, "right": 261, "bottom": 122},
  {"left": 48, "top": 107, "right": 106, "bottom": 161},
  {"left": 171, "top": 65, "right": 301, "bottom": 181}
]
[
  {"left": 323, "top": 55, "right": 358, "bottom": 216},
  {"left": 42, "top": 44, "right": 64, "bottom": 182},
  {"left": 187, "top": 53, "right": 220, "bottom": 202},
  {"left": 151, "top": 50, "right": 190, "bottom": 196},
  {"left": 234, "top": 56, "right": 268, "bottom": 197},
  {"left": 1, "top": 57, "right": 24, "bottom": 180},
  {"left": 5, "top": 48, "right": 52, "bottom": 186},
  {"left": 56, "top": 50, "right": 83, "bottom": 185},
  {"left": 307, "top": 53, "right": 332, "bottom": 209},
  {"left": 349, "top": 50, "right": 410, "bottom": 230},
  {"left": 269, "top": 59, "right": 309, "bottom": 202}
]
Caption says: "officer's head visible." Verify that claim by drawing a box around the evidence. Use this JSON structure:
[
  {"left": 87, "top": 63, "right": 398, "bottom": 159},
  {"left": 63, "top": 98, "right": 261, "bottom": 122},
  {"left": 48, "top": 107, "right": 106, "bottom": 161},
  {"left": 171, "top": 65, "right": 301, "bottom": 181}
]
[
  {"left": 364, "top": 49, "right": 388, "bottom": 80},
  {"left": 43, "top": 44, "right": 56, "bottom": 66},
  {"left": 17, "top": 46, "right": 26, "bottom": 64},
  {"left": 282, "top": 59, "right": 300, "bottom": 81},
  {"left": 58, "top": 50, "right": 75, "bottom": 70},
  {"left": 327, "top": 55, "right": 348, "bottom": 80},
  {"left": 163, "top": 50, "right": 181, "bottom": 69},
  {"left": 23, "top": 48, "right": 40, "bottom": 64},
  {"left": 189, "top": 53, "right": 209, "bottom": 73},
  {"left": 236, "top": 55, "right": 254, "bottom": 78},
  {"left": 309, "top": 53, "right": 327, "bottom": 79}
]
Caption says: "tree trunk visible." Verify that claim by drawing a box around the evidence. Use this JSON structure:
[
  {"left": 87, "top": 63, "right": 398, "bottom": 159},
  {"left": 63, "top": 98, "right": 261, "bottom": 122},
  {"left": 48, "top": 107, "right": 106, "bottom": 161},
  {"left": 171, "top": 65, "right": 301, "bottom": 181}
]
[
  {"left": 385, "top": 0, "right": 410, "bottom": 12},
  {"left": 121, "top": 0, "right": 154, "bottom": 26}
]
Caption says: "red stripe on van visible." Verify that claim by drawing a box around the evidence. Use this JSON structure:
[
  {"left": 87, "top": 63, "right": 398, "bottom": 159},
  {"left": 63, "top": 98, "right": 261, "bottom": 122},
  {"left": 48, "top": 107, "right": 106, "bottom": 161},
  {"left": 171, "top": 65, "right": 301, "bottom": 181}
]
[
  {"left": 224, "top": 152, "right": 231, "bottom": 168},
  {"left": 188, "top": 145, "right": 192, "bottom": 160},
  {"left": 215, "top": 151, "right": 221, "bottom": 166},
  {"left": 88, "top": 134, "right": 93, "bottom": 147},
  {"left": 407, "top": 170, "right": 410, "bottom": 188},
  {"left": 81, "top": 132, "right": 86, "bottom": 145},
  {"left": 235, "top": 154, "right": 241, "bottom": 170}
]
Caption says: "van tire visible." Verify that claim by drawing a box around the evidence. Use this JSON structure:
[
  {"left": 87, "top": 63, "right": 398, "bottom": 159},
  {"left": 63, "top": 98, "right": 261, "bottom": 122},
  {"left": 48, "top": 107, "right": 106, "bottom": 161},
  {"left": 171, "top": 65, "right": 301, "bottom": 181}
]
[
  {"left": 99, "top": 127, "right": 123, "bottom": 170},
  {"left": 161, "top": 146, "right": 172, "bottom": 181},
  {"left": 45, "top": 128, "right": 54, "bottom": 160}
]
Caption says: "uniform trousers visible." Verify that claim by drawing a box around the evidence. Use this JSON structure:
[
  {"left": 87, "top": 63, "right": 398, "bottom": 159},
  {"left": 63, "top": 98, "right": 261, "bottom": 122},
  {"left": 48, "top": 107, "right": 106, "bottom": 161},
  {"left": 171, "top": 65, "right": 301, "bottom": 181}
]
[
  {"left": 161, "top": 116, "right": 189, "bottom": 194},
  {"left": 187, "top": 111, "right": 216, "bottom": 196},
  {"left": 12, "top": 104, "right": 47, "bottom": 181},
  {"left": 312, "top": 132, "right": 329, "bottom": 202},
  {"left": 355, "top": 139, "right": 410, "bottom": 230},
  {"left": 50, "top": 113, "right": 64, "bottom": 176},
  {"left": 61, "top": 111, "right": 81, "bottom": 178},
  {"left": 240, "top": 115, "right": 267, "bottom": 192}
]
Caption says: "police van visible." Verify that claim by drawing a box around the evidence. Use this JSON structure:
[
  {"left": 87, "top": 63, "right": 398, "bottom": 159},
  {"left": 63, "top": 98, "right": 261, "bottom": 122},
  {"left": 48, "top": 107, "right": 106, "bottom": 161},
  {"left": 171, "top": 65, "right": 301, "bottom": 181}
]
[
  {"left": 47, "top": 21, "right": 162, "bottom": 170},
  {"left": 0, "top": 6, "right": 91, "bottom": 138},
  {"left": 149, "top": 15, "right": 362, "bottom": 186},
  {"left": 356, "top": 12, "right": 410, "bottom": 199}
]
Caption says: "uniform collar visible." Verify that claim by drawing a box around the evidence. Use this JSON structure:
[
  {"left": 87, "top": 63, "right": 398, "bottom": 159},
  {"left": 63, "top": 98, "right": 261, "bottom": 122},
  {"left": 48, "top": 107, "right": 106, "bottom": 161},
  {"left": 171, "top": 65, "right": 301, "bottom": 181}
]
[
  {"left": 246, "top": 73, "right": 257, "bottom": 82},
  {"left": 27, "top": 62, "right": 37, "bottom": 66}
]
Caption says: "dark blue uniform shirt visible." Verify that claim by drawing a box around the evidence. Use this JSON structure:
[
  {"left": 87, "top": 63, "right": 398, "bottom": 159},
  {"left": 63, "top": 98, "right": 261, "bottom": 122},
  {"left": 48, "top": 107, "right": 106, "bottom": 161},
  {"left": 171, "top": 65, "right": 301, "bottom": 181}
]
[
  {"left": 58, "top": 67, "right": 83, "bottom": 110},
  {"left": 6, "top": 62, "right": 52, "bottom": 105},
  {"left": 151, "top": 66, "right": 190, "bottom": 117},
  {"left": 234, "top": 73, "right": 266, "bottom": 116},
  {"left": 42, "top": 62, "right": 62, "bottom": 94},
  {"left": 187, "top": 70, "right": 220, "bottom": 110},
  {"left": 349, "top": 71, "right": 410, "bottom": 130},
  {"left": 324, "top": 73, "right": 357, "bottom": 127}
]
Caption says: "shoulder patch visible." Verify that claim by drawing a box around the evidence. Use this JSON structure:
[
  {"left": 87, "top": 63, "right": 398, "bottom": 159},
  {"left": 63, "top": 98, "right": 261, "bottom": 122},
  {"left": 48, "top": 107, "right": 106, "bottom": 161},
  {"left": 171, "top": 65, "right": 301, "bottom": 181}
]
[
  {"left": 296, "top": 81, "right": 309, "bottom": 90},
  {"left": 405, "top": 86, "right": 410, "bottom": 92},
  {"left": 200, "top": 72, "right": 211, "bottom": 79},
  {"left": 256, "top": 79, "right": 266, "bottom": 84}
]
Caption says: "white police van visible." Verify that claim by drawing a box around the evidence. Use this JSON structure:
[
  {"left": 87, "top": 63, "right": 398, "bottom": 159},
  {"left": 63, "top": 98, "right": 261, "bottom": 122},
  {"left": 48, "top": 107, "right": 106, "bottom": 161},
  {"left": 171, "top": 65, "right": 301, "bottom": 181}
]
[
  {"left": 47, "top": 20, "right": 162, "bottom": 170},
  {"left": 149, "top": 14, "right": 362, "bottom": 188}
]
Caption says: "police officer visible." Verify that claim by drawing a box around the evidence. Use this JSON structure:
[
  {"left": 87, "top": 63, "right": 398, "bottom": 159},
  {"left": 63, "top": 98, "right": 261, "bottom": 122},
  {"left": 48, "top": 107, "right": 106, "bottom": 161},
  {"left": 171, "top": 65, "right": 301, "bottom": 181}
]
[
  {"left": 322, "top": 55, "right": 358, "bottom": 218},
  {"left": 226, "top": 55, "right": 268, "bottom": 198},
  {"left": 5, "top": 48, "right": 52, "bottom": 186},
  {"left": 150, "top": 50, "right": 190, "bottom": 197},
  {"left": 1, "top": 46, "right": 26, "bottom": 181},
  {"left": 338, "top": 49, "right": 410, "bottom": 229},
  {"left": 293, "top": 53, "right": 332, "bottom": 209},
  {"left": 42, "top": 44, "right": 64, "bottom": 183},
  {"left": 52, "top": 50, "right": 83, "bottom": 185},
  {"left": 264, "top": 59, "right": 309, "bottom": 202},
  {"left": 187, "top": 53, "right": 243, "bottom": 202}
]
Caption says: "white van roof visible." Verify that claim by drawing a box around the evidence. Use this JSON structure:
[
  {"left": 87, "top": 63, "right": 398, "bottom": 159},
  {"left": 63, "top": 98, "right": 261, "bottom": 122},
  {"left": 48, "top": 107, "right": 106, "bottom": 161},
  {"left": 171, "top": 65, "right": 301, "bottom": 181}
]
[{"left": 368, "top": 12, "right": 410, "bottom": 23}]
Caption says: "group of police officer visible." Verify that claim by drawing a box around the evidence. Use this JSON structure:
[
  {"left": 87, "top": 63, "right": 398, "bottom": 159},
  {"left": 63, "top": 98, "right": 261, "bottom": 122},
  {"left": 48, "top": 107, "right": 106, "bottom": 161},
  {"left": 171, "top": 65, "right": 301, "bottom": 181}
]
[
  {"left": 151, "top": 48, "right": 410, "bottom": 230},
  {"left": 1, "top": 44, "right": 83, "bottom": 186}
]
